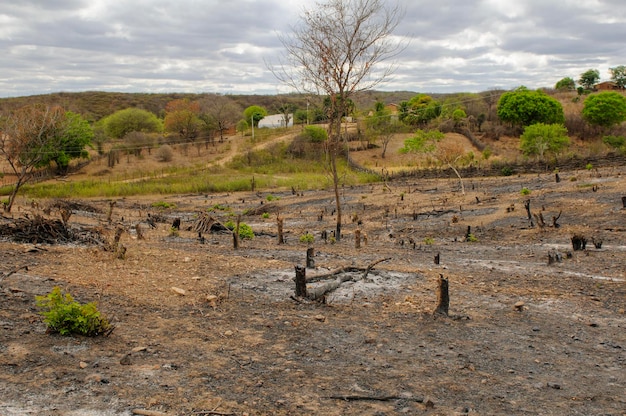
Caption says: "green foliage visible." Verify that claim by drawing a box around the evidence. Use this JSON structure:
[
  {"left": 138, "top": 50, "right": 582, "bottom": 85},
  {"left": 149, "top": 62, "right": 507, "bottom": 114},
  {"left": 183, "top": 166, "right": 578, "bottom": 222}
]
[
  {"left": 151, "top": 201, "right": 176, "bottom": 209},
  {"left": 481, "top": 147, "right": 492, "bottom": 160},
  {"left": 520, "top": 187, "right": 531, "bottom": 196},
  {"left": 236, "top": 119, "right": 249, "bottom": 135},
  {"left": 243, "top": 105, "right": 268, "bottom": 127},
  {"left": 302, "top": 125, "right": 328, "bottom": 143},
  {"left": 102, "top": 108, "right": 163, "bottom": 139},
  {"left": 423, "top": 237, "right": 434, "bottom": 245},
  {"left": 555, "top": 77, "right": 576, "bottom": 91},
  {"left": 299, "top": 232, "right": 315, "bottom": 244},
  {"left": 399, "top": 94, "right": 441, "bottom": 125},
  {"left": 36, "top": 287, "right": 110, "bottom": 337},
  {"left": 210, "top": 204, "right": 230, "bottom": 211},
  {"left": 323, "top": 95, "right": 355, "bottom": 119},
  {"left": 266, "top": 194, "right": 279, "bottom": 201},
  {"left": 609, "top": 65, "right": 626, "bottom": 89},
  {"left": 225, "top": 220, "right": 254, "bottom": 240},
  {"left": 582, "top": 92, "right": 626, "bottom": 128},
  {"left": 520, "top": 123, "right": 570, "bottom": 158},
  {"left": 497, "top": 87, "right": 565, "bottom": 127},
  {"left": 585, "top": 163, "right": 593, "bottom": 170},
  {"left": 451, "top": 108, "right": 467, "bottom": 122},
  {"left": 262, "top": 212, "right": 270, "bottom": 219},
  {"left": 465, "top": 233, "right": 478, "bottom": 243},
  {"left": 169, "top": 227, "right": 180, "bottom": 237},
  {"left": 39, "top": 111, "right": 93, "bottom": 174},
  {"left": 501, "top": 166, "right": 514, "bottom": 176},
  {"left": 400, "top": 129, "right": 444, "bottom": 154},
  {"left": 579, "top": 69, "right": 600, "bottom": 90},
  {"left": 602, "top": 135, "right": 626, "bottom": 149}
]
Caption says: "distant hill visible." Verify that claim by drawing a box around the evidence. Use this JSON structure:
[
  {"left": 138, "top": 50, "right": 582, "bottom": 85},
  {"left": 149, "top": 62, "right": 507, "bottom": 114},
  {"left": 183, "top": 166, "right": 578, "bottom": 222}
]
[{"left": 0, "top": 90, "right": 418, "bottom": 123}]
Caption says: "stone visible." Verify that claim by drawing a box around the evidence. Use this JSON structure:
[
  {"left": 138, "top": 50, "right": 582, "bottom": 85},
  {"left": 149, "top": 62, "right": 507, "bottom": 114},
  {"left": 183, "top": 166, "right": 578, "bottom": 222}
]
[
  {"left": 314, "top": 314, "right": 326, "bottom": 322},
  {"left": 120, "top": 353, "right": 132, "bottom": 365},
  {"left": 224, "top": 330, "right": 234, "bottom": 337},
  {"left": 79, "top": 361, "right": 88, "bottom": 369},
  {"left": 171, "top": 287, "right": 186, "bottom": 296},
  {"left": 514, "top": 301, "right": 525, "bottom": 311}
]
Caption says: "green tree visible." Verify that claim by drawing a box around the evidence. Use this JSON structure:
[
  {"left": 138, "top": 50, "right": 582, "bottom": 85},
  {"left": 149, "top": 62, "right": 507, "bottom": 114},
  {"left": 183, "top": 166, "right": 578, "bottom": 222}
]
[
  {"left": 274, "top": 0, "right": 403, "bottom": 241},
  {"left": 366, "top": 101, "right": 398, "bottom": 158},
  {"left": 519, "top": 123, "right": 570, "bottom": 159},
  {"left": 555, "top": 77, "right": 576, "bottom": 91},
  {"left": 400, "top": 129, "right": 444, "bottom": 154},
  {"left": 41, "top": 111, "right": 93, "bottom": 174},
  {"left": 582, "top": 92, "right": 626, "bottom": 128},
  {"left": 609, "top": 65, "right": 626, "bottom": 89},
  {"left": 497, "top": 87, "right": 564, "bottom": 127},
  {"left": 236, "top": 119, "right": 249, "bottom": 137},
  {"left": 102, "top": 108, "right": 162, "bottom": 139},
  {"left": 243, "top": 105, "right": 267, "bottom": 128},
  {"left": 399, "top": 94, "right": 441, "bottom": 125},
  {"left": 200, "top": 95, "right": 242, "bottom": 143},
  {"left": 579, "top": 69, "right": 600, "bottom": 90}
]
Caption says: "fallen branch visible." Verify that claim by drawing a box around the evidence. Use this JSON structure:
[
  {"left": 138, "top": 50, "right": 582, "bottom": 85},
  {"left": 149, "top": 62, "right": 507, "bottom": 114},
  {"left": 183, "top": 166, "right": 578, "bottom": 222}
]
[
  {"left": 326, "top": 395, "right": 423, "bottom": 402},
  {"left": 3, "top": 265, "right": 29, "bottom": 278},
  {"left": 132, "top": 409, "right": 169, "bottom": 416},
  {"left": 305, "top": 258, "right": 392, "bottom": 283}
]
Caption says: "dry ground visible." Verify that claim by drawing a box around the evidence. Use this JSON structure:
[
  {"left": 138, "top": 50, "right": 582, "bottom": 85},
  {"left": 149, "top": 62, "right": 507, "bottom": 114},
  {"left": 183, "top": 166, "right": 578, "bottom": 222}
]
[{"left": 1, "top": 162, "right": 625, "bottom": 415}]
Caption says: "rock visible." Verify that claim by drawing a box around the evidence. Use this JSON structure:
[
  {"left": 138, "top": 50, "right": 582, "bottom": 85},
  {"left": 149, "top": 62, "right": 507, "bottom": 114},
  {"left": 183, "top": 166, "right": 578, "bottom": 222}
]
[
  {"left": 547, "top": 382, "right": 561, "bottom": 389},
  {"left": 84, "top": 373, "right": 104, "bottom": 383},
  {"left": 206, "top": 294, "right": 218, "bottom": 308},
  {"left": 120, "top": 353, "right": 132, "bottom": 365},
  {"left": 514, "top": 301, "right": 525, "bottom": 311},
  {"left": 314, "top": 314, "right": 326, "bottom": 322},
  {"left": 79, "top": 361, "right": 88, "bottom": 369},
  {"left": 171, "top": 287, "right": 186, "bottom": 296},
  {"left": 224, "top": 330, "right": 234, "bottom": 337},
  {"left": 131, "top": 346, "right": 147, "bottom": 353}
]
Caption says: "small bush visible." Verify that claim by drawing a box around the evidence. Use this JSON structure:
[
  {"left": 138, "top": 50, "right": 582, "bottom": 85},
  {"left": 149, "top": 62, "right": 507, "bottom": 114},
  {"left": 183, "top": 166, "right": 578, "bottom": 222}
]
[
  {"left": 155, "top": 144, "right": 174, "bottom": 162},
  {"left": 466, "top": 233, "right": 478, "bottom": 243},
  {"left": 603, "top": 135, "right": 626, "bottom": 149},
  {"left": 266, "top": 194, "right": 279, "bottom": 202},
  {"left": 520, "top": 187, "right": 531, "bottom": 196},
  {"left": 36, "top": 287, "right": 110, "bottom": 337},
  {"left": 585, "top": 163, "right": 593, "bottom": 170},
  {"left": 262, "top": 212, "right": 270, "bottom": 219},
  {"left": 300, "top": 232, "right": 314, "bottom": 244},
  {"left": 423, "top": 237, "right": 434, "bottom": 245},
  {"left": 225, "top": 220, "right": 254, "bottom": 240},
  {"left": 501, "top": 166, "right": 514, "bottom": 176}
]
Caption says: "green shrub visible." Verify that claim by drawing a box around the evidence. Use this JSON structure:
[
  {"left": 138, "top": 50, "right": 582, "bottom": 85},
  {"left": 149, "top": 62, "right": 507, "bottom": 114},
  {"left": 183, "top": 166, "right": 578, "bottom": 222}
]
[
  {"left": 602, "top": 135, "right": 626, "bottom": 149},
  {"left": 520, "top": 187, "right": 531, "bottom": 196},
  {"left": 225, "top": 220, "right": 254, "bottom": 239},
  {"left": 302, "top": 125, "right": 328, "bottom": 143},
  {"left": 262, "top": 212, "right": 270, "bottom": 219},
  {"left": 36, "top": 287, "right": 110, "bottom": 336},
  {"left": 585, "top": 163, "right": 593, "bottom": 170},
  {"left": 300, "top": 232, "right": 314, "bottom": 244},
  {"left": 466, "top": 233, "right": 478, "bottom": 243},
  {"left": 423, "top": 237, "right": 434, "bottom": 245},
  {"left": 266, "top": 194, "right": 279, "bottom": 202},
  {"left": 501, "top": 166, "right": 514, "bottom": 176}
]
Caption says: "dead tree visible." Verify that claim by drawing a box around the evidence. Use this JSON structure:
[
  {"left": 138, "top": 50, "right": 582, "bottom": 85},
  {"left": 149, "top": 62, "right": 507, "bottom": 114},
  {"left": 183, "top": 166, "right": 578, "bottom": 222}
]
[
  {"left": 355, "top": 229, "right": 361, "bottom": 249},
  {"left": 524, "top": 199, "right": 533, "bottom": 223},
  {"left": 552, "top": 210, "right": 562, "bottom": 228},
  {"left": 433, "top": 274, "right": 449, "bottom": 316}
]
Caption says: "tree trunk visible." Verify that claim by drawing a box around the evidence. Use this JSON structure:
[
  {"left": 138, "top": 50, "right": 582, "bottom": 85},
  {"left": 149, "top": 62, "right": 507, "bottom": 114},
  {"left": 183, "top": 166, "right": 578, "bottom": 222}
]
[
  {"left": 294, "top": 265, "right": 307, "bottom": 298},
  {"left": 233, "top": 215, "right": 241, "bottom": 249},
  {"left": 622, "top": 196, "right": 626, "bottom": 208},
  {"left": 355, "top": 229, "right": 361, "bottom": 249},
  {"left": 434, "top": 252, "right": 440, "bottom": 265},
  {"left": 433, "top": 274, "right": 449, "bottom": 316}
]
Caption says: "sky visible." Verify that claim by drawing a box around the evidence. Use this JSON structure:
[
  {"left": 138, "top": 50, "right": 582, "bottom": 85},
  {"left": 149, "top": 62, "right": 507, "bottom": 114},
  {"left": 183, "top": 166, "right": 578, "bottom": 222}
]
[{"left": 1, "top": 0, "right": 625, "bottom": 98}]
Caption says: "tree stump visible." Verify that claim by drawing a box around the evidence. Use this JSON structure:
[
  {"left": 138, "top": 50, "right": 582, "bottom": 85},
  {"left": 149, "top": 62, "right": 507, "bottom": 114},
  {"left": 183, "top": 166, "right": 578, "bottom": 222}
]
[
  {"left": 233, "top": 215, "right": 241, "bottom": 249},
  {"left": 571, "top": 235, "right": 587, "bottom": 251},
  {"left": 433, "top": 274, "right": 449, "bottom": 316},
  {"left": 622, "top": 196, "right": 626, "bottom": 209},
  {"left": 172, "top": 217, "right": 181, "bottom": 230},
  {"left": 434, "top": 252, "right": 440, "bottom": 265},
  {"left": 555, "top": 173, "right": 560, "bottom": 183},
  {"left": 524, "top": 199, "right": 532, "bottom": 221},
  {"left": 355, "top": 229, "right": 361, "bottom": 249},
  {"left": 306, "top": 247, "right": 315, "bottom": 268},
  {"left": 277, "top": 216, "right": 284, "bottom": 245},
  {"left": 295, "top": 265, "right": 307, "bottom": 298}
]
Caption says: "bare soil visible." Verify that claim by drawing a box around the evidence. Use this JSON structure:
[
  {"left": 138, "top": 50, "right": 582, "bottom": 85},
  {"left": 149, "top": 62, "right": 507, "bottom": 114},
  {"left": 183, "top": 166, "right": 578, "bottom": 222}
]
[{"left": 1, "top": 162, "right": 625, "bottom": 416}]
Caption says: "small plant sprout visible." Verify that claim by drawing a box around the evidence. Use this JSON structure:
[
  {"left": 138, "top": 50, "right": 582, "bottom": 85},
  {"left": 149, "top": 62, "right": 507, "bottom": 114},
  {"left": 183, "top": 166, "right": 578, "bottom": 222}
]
[
  {"left": 300, "top": 232, "right": 314, "bottom": 244},
  {"left": 585, "top": 163, "right": 593, "bottom": 170},
  {"left": 423, "top": 236, "right": 435, "bottom": 245},
  {"left": 520, "top": 187, "right": 531, "bottom": 196},
  {"left": 151, "top": 201, "right": 176, "bottom": 209},
  {"left": 466, "top": 233, "right": 478, "bottom": 243},
  {"left": 262, "top": 212, "right": 270, "bottom": 219}
]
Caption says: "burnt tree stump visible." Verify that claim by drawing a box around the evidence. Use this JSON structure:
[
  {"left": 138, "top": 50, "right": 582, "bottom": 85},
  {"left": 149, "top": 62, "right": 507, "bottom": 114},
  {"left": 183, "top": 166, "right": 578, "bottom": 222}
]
[
  {"left": 571, "top": 235, "right": 587, "bottom": 251},
  {"left": 622, "top": 196, "right": 626, "bottom": 209},
  {"left": 295, "top": 265, "right": 307, "bottom": 298},
  {"left": 434, "top": 252, "right": 440, "bottom": 265},
  {"left": 433, "top": 274, "right": 449, "bottom": 316},
  {"left": 355, "top": 229, "right": 361, "bottom": 249},
  {"left": 306, "top": 247, "right": 315, "bottom": 269},
  {"left": 172, "top": 217, "right": 181, "bottom": 230}
]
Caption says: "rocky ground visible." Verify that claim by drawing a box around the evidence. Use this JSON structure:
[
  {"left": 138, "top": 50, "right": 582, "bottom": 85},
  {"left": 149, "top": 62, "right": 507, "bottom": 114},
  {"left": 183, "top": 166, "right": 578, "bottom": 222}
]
[{"left": 1, "top": 167, "right": 625, "bottom": 416}]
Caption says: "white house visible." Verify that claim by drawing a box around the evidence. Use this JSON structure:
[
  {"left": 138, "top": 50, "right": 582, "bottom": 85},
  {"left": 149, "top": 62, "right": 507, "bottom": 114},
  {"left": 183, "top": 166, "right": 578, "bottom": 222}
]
[{"left": 258, "top": 114, "right": 293, "bottom": 128}]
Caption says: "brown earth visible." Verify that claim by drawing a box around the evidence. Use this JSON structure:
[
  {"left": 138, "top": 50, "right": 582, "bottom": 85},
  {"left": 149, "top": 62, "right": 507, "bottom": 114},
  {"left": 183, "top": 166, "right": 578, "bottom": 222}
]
[{"left": 1, "top": 161, "right": 625, "bottom": 415}]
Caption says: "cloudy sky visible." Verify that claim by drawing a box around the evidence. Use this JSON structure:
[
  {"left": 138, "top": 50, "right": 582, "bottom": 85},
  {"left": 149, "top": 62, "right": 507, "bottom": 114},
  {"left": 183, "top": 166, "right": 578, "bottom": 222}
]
[{"left": 1, "top": 0, "right": 624, "bottom": 98}]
